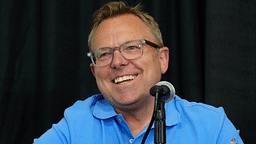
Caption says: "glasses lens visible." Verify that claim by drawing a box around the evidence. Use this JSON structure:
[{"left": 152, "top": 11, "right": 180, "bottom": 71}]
[
  {"left": 121, "top": 40, "right": 143, "bottom": 59},
  {"left": 93, "top": 48, "right": 113, "bottom": 67},
  {"left": 90, "top": 40, "right": 144, "bottom": 67}
]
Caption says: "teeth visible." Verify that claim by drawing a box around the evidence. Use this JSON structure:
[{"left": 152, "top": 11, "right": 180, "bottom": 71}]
[{"left": 114, "top": 75, "right": 137, "bottom": 84}]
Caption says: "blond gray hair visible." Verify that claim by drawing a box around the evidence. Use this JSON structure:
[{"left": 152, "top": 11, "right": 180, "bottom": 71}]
[{"left": 88, "top": 1, "right": 163, "bottom": 49}]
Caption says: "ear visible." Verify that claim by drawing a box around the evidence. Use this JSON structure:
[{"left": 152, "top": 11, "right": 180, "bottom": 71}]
[
  {"left": 159, "top": 47, "right": 169, "bottom": 74},
  {"left": 90, "top": 63, "right": 96, "bottom": 77}
]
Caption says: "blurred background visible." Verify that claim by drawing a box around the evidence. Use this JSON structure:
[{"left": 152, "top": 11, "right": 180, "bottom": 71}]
[{"left": 0, "top": 0, "right": 255, "bottom": 143}]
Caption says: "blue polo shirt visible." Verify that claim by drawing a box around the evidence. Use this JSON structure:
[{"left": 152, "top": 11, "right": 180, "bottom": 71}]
[{"left": 33, "top": 94, "right": 243, "bottom": 144}]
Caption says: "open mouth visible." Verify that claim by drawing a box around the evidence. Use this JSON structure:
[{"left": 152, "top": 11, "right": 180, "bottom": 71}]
[{"left": 113, "top": 75, "right": 137, "bottom": 84}]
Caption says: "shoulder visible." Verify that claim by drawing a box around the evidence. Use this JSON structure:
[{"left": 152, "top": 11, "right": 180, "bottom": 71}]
[
  {"left": 166, "top": 96, "right": 243, "bottom": 143},
  {"left": 172, "top": 95, "right": 226, "bottom": 129},
  {"left": 174, "top": 95, "right": 224, "bottom": 116},
  {"left": 63, "top": 94, "right": 104, "bottom": 118}
]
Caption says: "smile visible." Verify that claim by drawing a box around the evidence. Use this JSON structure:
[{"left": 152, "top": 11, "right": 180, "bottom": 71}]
[{"left": 113, "top": 75, "right": 137, "bottom": 84}]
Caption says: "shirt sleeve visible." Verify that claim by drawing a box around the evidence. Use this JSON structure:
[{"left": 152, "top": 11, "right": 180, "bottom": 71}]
[
  {"left": 33, "top": 118, "right": 70, "bottom": 144},
  {"left": 216, "top": 114, "right": 244, "bottom": 144}
]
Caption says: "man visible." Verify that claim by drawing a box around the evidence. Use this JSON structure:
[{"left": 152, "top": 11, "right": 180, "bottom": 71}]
[{"left": 34, "top": 1, "right": 243, "bottom": 143}]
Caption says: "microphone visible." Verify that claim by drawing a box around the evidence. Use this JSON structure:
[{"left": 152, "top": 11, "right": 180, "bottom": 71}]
[
  {"left": 142, "top": 81, "right": 175, "bottom": 144},
  {"left": 150, "top": 81, "right": 175, "bottom": 103}
]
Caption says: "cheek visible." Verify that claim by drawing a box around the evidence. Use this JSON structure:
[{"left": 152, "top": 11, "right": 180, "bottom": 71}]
[
  {"left": 94, "top": 68, "right": 112, "bottom": 94},
  {"left": 94, "top": 67, "right": 111, "bottom": 83},
  {"left": 144, "top": 53, "right": 162, "bottom": 71},
  {"left": 134, "top": 53, "right": 162, "bottom": 80},
  {"left": 146, "top": 56, "right": 162, "bottom": 80}
]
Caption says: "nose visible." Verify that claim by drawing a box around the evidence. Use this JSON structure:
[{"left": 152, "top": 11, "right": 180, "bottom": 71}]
[{"left": 110, "top": 50, "right": 129, "bottom": 69}]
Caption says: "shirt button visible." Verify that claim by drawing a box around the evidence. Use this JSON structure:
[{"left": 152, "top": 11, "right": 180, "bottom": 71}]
[
  {"left": 129, "top": 139, "right": 134, "bottom": 143},
  {"left": 118, "top": 119, "right": 122, "bottom": 123}
]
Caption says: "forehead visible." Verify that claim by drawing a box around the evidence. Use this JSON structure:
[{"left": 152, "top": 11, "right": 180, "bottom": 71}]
[{"left": 91, "top": 14, "right": 155, "bottom": 50}]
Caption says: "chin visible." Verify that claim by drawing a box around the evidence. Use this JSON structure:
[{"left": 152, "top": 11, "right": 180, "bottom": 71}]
[{"left": 113, "top": 94, "right": 151, "bottom": 109}]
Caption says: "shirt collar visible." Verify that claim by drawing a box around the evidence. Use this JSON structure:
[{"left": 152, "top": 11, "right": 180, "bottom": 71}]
[
  {"left": 149, "top": 95, "right": 180, "bottom": 130},
  {"left": 93, "top": 94, "right": 118, "bottom": 119},
  {"left": 163, "top": 95, "right": 180, "bottom": 127},
  {"left": 93, "top": 94, "right": 181, "bottom": 127}
]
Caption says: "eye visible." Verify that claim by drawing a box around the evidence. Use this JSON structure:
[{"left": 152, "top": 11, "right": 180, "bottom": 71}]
[
  {"left": 127, "top": 46, "right": 138, "bottom": 50},
  {"left": 99, "top": 52, "right": 111, "bottom": 58},
  {"left": 124, "top": 45, "right": 142, "bottom": 51},
  {"left": 93, "top": 48, "right": 112, "bottom": 60}
]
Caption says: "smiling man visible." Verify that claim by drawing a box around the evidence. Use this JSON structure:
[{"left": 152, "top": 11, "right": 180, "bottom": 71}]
[
  {"left": 33, "top": 1, "right": 243, "bottom": 144},
  {"left": 89, "top": 13, "right": 169, "bottom": 137}
]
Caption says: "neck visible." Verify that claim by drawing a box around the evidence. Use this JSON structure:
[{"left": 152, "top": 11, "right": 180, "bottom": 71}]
[{"left": 114, "top": 96, "right": 155, "bottom": 137}]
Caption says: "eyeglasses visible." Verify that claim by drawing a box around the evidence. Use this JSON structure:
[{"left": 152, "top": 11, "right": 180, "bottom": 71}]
[{"left": 87, "top": 39, "right": 161, "bottom": 67}]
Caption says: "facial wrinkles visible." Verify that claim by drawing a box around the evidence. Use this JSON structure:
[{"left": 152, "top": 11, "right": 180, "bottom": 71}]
[{"left": 91, "top": 14, "right": 162, "bottom": 108}]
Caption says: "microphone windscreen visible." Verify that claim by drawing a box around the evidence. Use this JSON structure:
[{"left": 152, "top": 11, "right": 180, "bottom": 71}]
[{"left": 156, "top": 81, "right": 175, "bottom": 103}]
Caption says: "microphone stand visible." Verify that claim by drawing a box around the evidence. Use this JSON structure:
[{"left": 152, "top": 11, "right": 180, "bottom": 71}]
[
  {"left": 154, "top": 91, "right": 166, "bottom": 144},
  {"left": 142, "top": 83, "right": 173, "bottom": 144}
]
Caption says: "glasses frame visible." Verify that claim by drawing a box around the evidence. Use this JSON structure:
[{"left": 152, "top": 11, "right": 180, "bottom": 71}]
[{"left": 87, "top": 39, "right": 161, "bottom": 67}]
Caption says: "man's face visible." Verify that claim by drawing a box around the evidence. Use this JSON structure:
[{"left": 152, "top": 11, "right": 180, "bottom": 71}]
[{"left": 90, "top": 14, "right": 169, "bottom": 110}]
